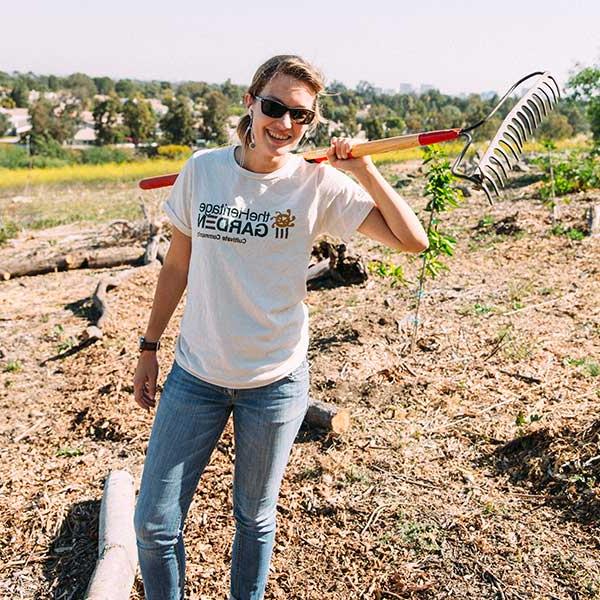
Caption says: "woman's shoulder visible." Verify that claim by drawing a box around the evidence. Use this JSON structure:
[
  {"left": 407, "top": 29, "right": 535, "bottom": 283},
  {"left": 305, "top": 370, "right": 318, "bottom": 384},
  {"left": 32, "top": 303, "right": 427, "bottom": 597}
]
[{"left": 188, "top": 146, "right": 231, "bottom": 167}]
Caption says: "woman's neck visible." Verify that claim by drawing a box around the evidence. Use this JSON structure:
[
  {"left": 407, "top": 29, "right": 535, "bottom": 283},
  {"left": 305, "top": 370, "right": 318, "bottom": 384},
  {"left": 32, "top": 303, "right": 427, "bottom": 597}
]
[{"left": 234, "top": 146, "right": 290, "bottom": 173}]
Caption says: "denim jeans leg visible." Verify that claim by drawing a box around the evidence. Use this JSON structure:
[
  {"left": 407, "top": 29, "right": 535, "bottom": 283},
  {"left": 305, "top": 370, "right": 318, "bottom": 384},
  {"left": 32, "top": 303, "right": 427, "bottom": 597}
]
[
  {"left": 134, "top": 362, "right": 232, "bottom": 600},
  {"left": 229, "top": 359, "right": 310, "bottom": 600}
]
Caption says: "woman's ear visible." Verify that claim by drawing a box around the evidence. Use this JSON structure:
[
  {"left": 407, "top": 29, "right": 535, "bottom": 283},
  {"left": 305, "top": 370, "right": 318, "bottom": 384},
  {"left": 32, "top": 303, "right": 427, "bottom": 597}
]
[{"left": 243, "top": 92, "right": 253, "bottom": 111}]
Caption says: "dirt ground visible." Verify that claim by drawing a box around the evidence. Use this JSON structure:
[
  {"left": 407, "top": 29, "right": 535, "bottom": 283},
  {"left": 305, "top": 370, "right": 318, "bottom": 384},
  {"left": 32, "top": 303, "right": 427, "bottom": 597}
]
[{"left": 1, "top": 161, "right": 599, "bottom": 599}]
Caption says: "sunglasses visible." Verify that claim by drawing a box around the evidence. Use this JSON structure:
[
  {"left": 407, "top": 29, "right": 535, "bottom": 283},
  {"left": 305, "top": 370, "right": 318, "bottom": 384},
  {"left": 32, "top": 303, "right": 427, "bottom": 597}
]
[{"left": 254, "top": 95, "right": 316, "bottom": 125}]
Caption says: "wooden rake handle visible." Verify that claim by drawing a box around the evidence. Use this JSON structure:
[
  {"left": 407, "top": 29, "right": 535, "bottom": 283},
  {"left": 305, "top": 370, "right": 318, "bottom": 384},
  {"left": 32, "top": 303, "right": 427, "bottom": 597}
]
[{"left": 138, "top": 128, "right": 461, "bottom": 190}]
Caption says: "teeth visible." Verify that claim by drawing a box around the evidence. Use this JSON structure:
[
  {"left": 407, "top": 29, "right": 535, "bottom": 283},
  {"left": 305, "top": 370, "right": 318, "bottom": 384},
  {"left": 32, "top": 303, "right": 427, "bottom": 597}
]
[{"left": 267, "top": 130, "right": 290, "bottom": 141}]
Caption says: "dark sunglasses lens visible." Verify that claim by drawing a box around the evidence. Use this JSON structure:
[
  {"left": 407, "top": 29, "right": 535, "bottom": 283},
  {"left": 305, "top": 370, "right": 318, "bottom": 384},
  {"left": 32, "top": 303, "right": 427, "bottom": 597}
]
[
  {"left": 290, "top": 109, "right": 314, "bottom": 125},
  {"left": 261, "top": 98, "right": 287, "bottom": 118}
]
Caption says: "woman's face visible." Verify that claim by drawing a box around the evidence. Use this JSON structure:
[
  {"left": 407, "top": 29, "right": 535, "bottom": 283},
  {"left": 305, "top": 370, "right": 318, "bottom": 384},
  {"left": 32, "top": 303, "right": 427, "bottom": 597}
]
[{"left": 246, "top": 73, "right": 316, "bottom": 158}]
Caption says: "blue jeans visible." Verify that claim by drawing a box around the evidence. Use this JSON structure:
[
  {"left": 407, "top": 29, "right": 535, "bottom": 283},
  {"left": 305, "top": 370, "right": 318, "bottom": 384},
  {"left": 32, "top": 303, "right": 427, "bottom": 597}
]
[{"left": 134, "top": 358, "right": 310, "bottom": 600}]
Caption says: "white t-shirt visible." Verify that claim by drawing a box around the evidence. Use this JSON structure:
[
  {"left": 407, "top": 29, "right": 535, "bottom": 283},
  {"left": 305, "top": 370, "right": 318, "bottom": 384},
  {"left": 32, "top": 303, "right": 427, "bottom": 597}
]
[{"left": 163, "top": 146, "right": 375, "bottom": 388}]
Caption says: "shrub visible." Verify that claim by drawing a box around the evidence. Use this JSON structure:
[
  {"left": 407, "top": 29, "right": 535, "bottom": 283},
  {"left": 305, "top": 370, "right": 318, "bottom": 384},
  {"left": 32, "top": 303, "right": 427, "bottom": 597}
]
[
  {"left": 81, "top": 146, "right": 135, "bottom": 165},
  {"left": 157, "top": 144, "right": 192, "bottom": 160},
  {"left": 0, "top": 219, "right": 19, "bottom": 246},
  {"left": 0, "top": 143, "right": 30, "bottom": 168},
  {"left": 537, "top": 148, "right": 600, "bottom": 199}
]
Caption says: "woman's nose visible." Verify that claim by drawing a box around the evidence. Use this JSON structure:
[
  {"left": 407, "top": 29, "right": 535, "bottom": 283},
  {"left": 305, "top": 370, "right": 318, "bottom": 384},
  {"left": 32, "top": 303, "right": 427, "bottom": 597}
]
[{"left": 279, "top": 111, "right": 292, "bottom": 128}]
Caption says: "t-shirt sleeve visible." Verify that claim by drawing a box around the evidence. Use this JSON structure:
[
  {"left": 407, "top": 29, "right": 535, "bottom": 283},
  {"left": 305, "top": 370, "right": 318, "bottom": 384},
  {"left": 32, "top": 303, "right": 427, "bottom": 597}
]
[
  {"left": 316, "top": 165, "right": 375, "bottom": 243},
  {"left": 162, "top": 157, "right": 194, "bottom": 236}
]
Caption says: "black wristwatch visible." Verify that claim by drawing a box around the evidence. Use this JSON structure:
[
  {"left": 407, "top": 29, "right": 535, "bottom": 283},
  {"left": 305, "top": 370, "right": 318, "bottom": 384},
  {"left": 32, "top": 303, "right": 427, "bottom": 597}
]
[{"left": 139, "top": 336, "right": 161, "bottom": 352}]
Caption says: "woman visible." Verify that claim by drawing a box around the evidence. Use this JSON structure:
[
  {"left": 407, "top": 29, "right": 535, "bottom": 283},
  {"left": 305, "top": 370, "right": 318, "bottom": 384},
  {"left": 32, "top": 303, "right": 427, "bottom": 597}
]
[{"left": 133, "top": 55, "right": 428, "bottom": 600}]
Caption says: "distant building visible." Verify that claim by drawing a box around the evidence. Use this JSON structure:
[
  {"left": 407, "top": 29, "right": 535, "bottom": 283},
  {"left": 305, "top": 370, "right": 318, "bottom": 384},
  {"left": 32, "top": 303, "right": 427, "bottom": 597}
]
[
  {"left": 72, "top": 123, "right": 96, "bottom": 144},
  {"left": 0, "top": 107, "right": 31, "bottom": 136},
  {"left": 419, "top": 84, "right": 435, "bottom": 95},
  {"left": 147, "top": 98, "right": 168, "bottom": 117},
  {"left": 399, "top": 83, "right": 414, "bottom": 94}
]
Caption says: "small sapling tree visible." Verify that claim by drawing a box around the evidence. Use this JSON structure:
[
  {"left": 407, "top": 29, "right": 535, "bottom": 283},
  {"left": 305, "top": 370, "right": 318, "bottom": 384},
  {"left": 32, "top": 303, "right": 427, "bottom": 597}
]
[{"left": 411, "top": 145, "right": 462, "bottom": 353}]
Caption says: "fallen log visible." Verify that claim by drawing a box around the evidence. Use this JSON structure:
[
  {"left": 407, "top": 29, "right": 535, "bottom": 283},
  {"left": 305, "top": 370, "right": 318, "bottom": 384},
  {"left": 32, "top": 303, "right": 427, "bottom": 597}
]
[
  {"left": 84, "top": 470, "right": 137, "bottom": 600},
  {"left": 0, "top": 246, "right": 145, "bottom": 280},
  {"left": 85, "top": 262, "right": 159, "bottom": 341},
  {"left": 305, "top": 399, "right": 351, "bottom": 434}
]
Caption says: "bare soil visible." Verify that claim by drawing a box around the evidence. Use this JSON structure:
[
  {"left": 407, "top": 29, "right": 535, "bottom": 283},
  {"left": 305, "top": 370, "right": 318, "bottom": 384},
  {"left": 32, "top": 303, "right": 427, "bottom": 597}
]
[{"left": 1, "top": 162, "right": 599, "bottom": 599}]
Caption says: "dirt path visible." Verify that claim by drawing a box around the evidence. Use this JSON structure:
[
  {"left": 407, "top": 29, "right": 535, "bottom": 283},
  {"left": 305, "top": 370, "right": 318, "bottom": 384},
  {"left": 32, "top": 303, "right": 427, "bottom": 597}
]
[{"left": 1, "top": 168, "right": 599, "bottom": 599}]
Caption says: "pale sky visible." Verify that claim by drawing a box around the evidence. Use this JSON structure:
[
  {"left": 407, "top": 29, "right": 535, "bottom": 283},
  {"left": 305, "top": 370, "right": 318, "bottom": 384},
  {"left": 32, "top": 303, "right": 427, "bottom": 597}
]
[{"left": 1, "top": 0, "right": 599, "bottom": 96}]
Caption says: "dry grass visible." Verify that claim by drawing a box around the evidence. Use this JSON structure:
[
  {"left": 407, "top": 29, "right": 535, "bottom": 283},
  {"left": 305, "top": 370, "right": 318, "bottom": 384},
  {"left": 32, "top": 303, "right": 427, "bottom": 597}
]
[{"left": 1, "top": 160, "right": 599, "bottom": 599}]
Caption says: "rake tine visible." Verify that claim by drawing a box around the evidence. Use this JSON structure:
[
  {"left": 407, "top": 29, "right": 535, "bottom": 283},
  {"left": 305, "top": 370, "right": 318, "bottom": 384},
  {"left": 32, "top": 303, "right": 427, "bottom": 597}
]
[
  {"left": 500, "top": 136, "right": 521, "bottom": 162},
  {"left": 541, "top": 79, "right": 559, "bottom": 103},
  {"left": 527, "top": 98, "right": 543, "bottom": 123},
  {"left": 510, "top": 118, "right": 527, "bottom": 145},
  {"left": 506, "top": 125, "right": 524, "bottom": 151},
  {"left": 532, "top": 92, "right": 549, "bottom": 117},
  {"left": 516, "top": 110, "right": 534, "bottom": 135},
  {"left": 490, "top": 156, "right": 509, "bottom": 181},
  {"left": 522, "top": 104, "right": 539, "bottom": 129},
  {"left": 482, "top": 172, "right": 501, "bottom": 197},
  {"left": 496, "top": 143, "right": 516, "bottom": 168},
  {"left": 480, "top": 181, "right": 495, "bottom": 205},
  {"left": 537, "top": 86, "right": 554, "bottom": 111},
  {"left": 485, "top": 163, "right": 506, "bottom": 188},
  {"left": 549, "top": 74, "right": 561, "bottom": 97}
]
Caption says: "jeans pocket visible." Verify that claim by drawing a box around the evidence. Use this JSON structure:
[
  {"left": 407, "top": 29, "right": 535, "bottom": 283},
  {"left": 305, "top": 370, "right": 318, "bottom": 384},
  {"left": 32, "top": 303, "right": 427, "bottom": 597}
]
[{"left": 283, "top": 358, "right": 309, "bottom": 383}]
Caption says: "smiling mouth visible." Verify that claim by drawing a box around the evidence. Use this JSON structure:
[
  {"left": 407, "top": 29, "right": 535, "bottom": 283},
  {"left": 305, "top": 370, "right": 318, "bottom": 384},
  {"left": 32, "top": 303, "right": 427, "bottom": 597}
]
[{"left": 266, "top": 129, "right": 292, "bottom": 142}]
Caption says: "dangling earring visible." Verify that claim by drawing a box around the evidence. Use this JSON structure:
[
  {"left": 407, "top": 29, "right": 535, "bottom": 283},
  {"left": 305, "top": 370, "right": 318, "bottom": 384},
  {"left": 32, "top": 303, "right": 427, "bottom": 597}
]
[{"left": 247, "top": 112, "right": 256, "bottom": 149}]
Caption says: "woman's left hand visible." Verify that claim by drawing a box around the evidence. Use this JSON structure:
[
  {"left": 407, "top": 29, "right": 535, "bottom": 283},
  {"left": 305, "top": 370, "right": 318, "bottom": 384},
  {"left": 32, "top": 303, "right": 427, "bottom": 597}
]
[{"left": 327, "top": 137, "right": 373, "bottom": 175}]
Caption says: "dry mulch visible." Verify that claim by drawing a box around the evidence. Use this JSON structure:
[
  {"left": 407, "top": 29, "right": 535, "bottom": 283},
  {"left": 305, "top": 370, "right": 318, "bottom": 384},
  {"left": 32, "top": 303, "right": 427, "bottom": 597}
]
[{"left": 1, "top": 165, "right": 599, "bottom": 599}]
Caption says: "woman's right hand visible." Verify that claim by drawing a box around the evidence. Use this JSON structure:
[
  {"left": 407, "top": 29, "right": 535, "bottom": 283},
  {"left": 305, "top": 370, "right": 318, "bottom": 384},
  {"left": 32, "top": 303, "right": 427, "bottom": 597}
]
[{"left": 133, "top": 352, "right": 159, "bottom": 410}]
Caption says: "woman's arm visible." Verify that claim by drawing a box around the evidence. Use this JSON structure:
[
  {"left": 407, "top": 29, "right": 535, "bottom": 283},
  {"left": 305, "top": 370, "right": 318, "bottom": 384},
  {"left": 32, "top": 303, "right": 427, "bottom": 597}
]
[
  {"left": 327, "top": 138, "right": 429, "bottom": 253},
  {"left": 133, "top": 226, "right": 191, "bottom": 410},
  {"left": 142, "top": 226, "right": 192, "bottom": 341}
]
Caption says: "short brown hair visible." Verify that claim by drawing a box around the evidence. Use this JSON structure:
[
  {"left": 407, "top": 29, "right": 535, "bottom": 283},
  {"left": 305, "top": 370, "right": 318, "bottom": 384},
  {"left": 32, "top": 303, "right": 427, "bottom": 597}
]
[{"left": 237, "top": 55, "right": 325, "bottom": 147}]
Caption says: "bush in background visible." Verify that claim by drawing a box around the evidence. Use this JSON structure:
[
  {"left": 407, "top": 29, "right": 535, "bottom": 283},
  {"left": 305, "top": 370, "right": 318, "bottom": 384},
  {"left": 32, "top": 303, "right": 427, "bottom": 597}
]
[
  {"left": 81, "top": 146, "right": 136, "bottom": 165},
  {"left": 156, "top": 144, "right": 192, "bottom": 160},
  {"left": 537, "top": 147, "right": 600, "bottom": 198}
]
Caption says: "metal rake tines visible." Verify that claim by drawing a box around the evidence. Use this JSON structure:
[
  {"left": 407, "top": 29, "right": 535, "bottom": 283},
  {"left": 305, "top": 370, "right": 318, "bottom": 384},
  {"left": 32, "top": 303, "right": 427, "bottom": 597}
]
[{"left": 475, "top": 72, "right": 561, "bottom": 201}]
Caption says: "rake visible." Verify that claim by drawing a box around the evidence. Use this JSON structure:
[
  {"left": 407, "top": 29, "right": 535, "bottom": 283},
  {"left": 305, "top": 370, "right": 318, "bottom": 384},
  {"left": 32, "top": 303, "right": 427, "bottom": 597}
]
[{"left": 138, "top": 71, "right": 560, "bottom": 203}]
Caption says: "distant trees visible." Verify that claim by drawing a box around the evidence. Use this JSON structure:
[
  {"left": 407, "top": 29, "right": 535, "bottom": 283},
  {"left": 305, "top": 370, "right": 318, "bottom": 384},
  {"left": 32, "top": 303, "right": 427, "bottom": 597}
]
[
  {"left": 27, "top": 98, "right": 78, "bottom": 154},
  {"left": 64, "top": 73, "right": 97, "bottom": 105},
  {"left": 2, "top": 65, "right": 599, "bottom": 155},
  {"left": 0, "top": 112, "right": 10, "bottom": 136},
  {"left": 122, "top": 97, "right": 157, "bottom": 146},
  {"left": 160, "top": 97, "right": 195, "bottom": 145},
  {"left": 93, "top": 76, "right": 116, "bottom": 95},
  {"left": 568, "top": 64, "right": 600, "bottom": 143},
  {"left": 92, "top": 95, "right": 123, "bottom": 145},
  {"left": 200, "top": 90, "right": 229, "bottom": 145},
  {"left": 537, "top": 112, "right": 574, "bottom": 140},
  {"left": 10, "top": 81, "right": 29, "bottom": 108}
]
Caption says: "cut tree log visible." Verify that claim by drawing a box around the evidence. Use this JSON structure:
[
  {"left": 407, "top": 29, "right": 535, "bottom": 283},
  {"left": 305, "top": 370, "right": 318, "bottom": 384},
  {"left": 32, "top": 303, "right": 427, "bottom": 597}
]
[
  {"left": 84, "top": 470, "right": 137, "bottom": 600},
  {"left": 0, "top": 246, "right": 145, "bottom": 280},
  {"left": 305, "top": 399, "right": 351, "bottom": 434},
  {"left": 307, "top": 241, "right": 368, "bottom": 288}
]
